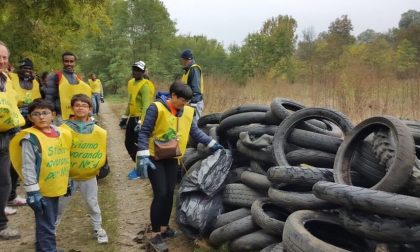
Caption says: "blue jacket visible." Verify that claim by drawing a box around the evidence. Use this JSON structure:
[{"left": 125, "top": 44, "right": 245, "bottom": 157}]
[{"left": 137, "top": 94, "right": 212, "bottom": 152}]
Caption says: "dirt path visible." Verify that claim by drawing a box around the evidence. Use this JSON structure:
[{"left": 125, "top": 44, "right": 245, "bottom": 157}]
[{"left": 1, "top": 102, "right": 193, "bottom": 252}]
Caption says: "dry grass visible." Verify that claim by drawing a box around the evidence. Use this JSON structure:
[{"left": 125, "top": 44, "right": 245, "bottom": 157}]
[{"left": 203, "top": 75, "right": 420, "bottom": 124}]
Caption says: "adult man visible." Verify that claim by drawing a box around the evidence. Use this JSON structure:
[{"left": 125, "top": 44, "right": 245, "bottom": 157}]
[
  {"left": 179, "top": 49, "right": 204, "bottom": 124},
  {"left": 0, "top": 40, "right": 23, "bottom": 240},
  {"left": 44, "top": 52, "right": 92, "bottom": 124},
  {"left": 119, "top": 61, "right": 155, "bottom": 178},
  {"left": 88, "top": 73, "right": 104, "bottom": 115}
]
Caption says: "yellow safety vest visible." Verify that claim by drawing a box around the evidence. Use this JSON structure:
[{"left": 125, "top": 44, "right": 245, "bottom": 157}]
[
  {"left": 127, "top": 78, "right": 155, "bottom": 117},
  {"left": 60, "top": 123, "right": 107, "bottom": 180},
  {"left": 58, "top": 74, "right": 92, "bottom": 120},
  {"left": 0, "top": 74, "right": 25, "bottom": 131},
  {"left": 9, "top": 127, "right": 72, "bottom": 197},
  {"left": 148, "top": 102, "right": 194, "bottom": 158},
  {"left": 181, "top": 64, "right": 204, "bottom": 94},
  {"left": 9, "top": 72, "right": 41, "bottom": 107},
  {"left": 88, "top": 79, "right": 102, "bottom": 93}
]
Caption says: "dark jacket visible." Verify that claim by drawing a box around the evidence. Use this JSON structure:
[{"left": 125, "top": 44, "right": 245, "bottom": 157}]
[
  {"left": 183, "top": 60, "right": 203, "bottom": 103},
  {"left": 44, "top": 69, "right": 79, "bottom": 115}
]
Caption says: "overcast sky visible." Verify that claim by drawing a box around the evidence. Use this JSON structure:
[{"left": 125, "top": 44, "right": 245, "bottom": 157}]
[{"left": 161, "top": 0, "right": 420, "bottom": 47}]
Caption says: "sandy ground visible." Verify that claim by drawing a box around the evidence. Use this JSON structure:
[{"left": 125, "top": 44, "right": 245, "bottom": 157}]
[{"left": 1, "top": 102, "right": 193, "bottom": 252}]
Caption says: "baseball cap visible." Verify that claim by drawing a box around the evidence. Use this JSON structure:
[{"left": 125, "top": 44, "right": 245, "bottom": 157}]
[
  {"left": 132, "top": 61, "right": 146, "bottom": 70},
  {"left": 19, "top": 58, "right": 33, "bottom": 69},
  {"left": 180, "top": 49, "right": 193, "bottom": 60}
]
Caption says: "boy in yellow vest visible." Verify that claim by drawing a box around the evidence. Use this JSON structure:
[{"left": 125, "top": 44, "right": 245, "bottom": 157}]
[
  {"left": 55, "top": 94, "right": 109, "bottom": 244},
  {"left": 9, "top": 99, "right": 72, "bottom": 251}
]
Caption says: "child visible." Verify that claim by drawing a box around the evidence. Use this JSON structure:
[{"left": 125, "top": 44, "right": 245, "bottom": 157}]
[
  {"left": 55, "top": 93, "right": 108, "bottom": 244},
  {"left": 9, "top": 99, "right": 72, "bottom": 251}
]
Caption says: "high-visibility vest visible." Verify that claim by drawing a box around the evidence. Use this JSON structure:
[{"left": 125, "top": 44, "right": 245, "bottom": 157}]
[
  {"left": 127, "top": 78, "right": 155, "bottom": 118},
  {"left": 88, "top": 79, "right": 102, "bottom": 93},
  {"left": 58, "top": 73, "right": 91, "bottom": 120},
  {"left": 0, "top": 73, "right": 25, "bottom": 131},
  {"left": 9, "top": 72, "right": 41, "bottom": 106},
  {"left": 181, "top": 64, "right": 204, "bottom": 94}
]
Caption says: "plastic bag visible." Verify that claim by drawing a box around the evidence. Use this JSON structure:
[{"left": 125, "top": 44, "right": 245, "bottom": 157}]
[{"left": 179, "top": 149, "right": 232, "bottom": 197}]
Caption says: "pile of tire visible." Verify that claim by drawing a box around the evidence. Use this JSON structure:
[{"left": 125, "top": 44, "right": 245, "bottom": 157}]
[{"left": 183, "top": 97, "right": 420, "bottom": 252}]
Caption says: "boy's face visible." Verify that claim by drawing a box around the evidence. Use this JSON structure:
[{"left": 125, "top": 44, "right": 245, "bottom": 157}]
[
  {"left": 72, "top": 101, "right": 91, "bottom": 119},
  {"left": 29, "top": 108, "right": 54, "bottom": 130}
]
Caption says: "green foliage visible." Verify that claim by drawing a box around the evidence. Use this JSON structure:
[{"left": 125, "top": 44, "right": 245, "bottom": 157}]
[{"left": 396, "top": 39, "right": 418, "bottom": 78}]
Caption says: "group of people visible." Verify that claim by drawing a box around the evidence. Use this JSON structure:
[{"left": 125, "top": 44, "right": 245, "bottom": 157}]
[
  {"left": 1, "top": 39, "right": 223, "bottom": 252},
  {"left": 0, "top": 41, "right": 107, "bottom": 251}
]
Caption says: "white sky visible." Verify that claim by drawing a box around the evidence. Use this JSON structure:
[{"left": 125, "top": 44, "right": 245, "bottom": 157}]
[{"left": 161, "top": 0, "right": 420, "bottom": 47}]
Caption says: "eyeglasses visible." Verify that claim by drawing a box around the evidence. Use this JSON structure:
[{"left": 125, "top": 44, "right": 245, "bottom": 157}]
[
  {"left": 73, "top": 104, "right": 90, "bottom": 108},
  {"left": 30, "top": 111, "right": 51, "bottom": 117}
]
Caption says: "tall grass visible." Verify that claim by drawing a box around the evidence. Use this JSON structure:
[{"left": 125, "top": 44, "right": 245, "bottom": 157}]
[{"left": 204, "top": 75, "right": 420, "bottom": 123}]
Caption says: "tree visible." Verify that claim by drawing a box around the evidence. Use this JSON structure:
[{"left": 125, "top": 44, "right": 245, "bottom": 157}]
[
  {"left": 396, "top": 39, "right": 418, "bottom": 78},
  {"left": 357, "top": 29, "right": 381, "bottom": 44}
]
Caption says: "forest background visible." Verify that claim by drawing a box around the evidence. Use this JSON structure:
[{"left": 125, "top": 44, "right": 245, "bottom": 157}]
[{"left": 0, "top": 0, "right": 419, "bottom": 121}]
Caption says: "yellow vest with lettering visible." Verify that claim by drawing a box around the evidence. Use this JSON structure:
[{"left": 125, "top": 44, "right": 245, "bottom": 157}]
[
  {"left": 88, "top": 79, "right": 102, "bottom": 93},
  {"left": 59, "top": 74, "right": 92, "bottom": 120},
  {"left": 0, "top": 74, "right": 25, "bottom": 131},
  {"left": 127, "top": 78, "right": 155, "bottom": 117},
  {"left": 9, "top": 127, "right": 72, "bottom": 197},
  {"left": 10, "top": 72, "right": 41, "bottom": 106},
  {"left": 60, "top": 123, "right": 107, "bottom": 180},
  {"left": 181, "top": 64, "right": 204, "bottom": 94},
  {"left": 148, "top": 102, "right": 194, "bottom": 158}
]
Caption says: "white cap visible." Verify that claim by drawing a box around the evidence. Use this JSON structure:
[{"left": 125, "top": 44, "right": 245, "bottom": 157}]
[{"left": 132, "top": 60, "right": 146, "bottom": 70}]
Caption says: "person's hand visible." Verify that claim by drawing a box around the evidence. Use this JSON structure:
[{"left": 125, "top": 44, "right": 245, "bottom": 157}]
[
  {"left": 100, "top": 97, "right": 104, "bottom": 103},
  {"left": 119, "top": 117, "right": 128, "bottom": 129},
  {"left": 26, "top": 191, "right": 47, "bottom": 214},
  {"left": 134, "top": 121, "right": 142, "bottom": 133},
  {"left": 209, "top": 143, "right": 224, "bottom": 153},
  {"left": 135, "top": 156, "right": 156, "bottom": 178}
]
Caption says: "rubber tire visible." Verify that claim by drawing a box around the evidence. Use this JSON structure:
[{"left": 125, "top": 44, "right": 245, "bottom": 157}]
[
  {"left": 313, "top": 181, "right": 420, "bottom": 220},
  {"left": 227, "top": 124, "right": 278, "bottom": 139},
  {"left": 285, "top": 149, "right": 336, "bottom": 168},
  {"left": 237, "top": 140, "right": 275, "bottom": 164},
  {"left": 403, "top": 120, "right": 420, "bottom": 145},
  {"left": 334, "top": 116, "right": 416, "bottom": 192},
  {"left": 197, "top": 112, "right": 222, "bottom": 128},
  {"left": 251, "top": 198, "right": 289, "bottom": 236},
  {"left": 230, "top": 230, "right": 280, "bottom": 252},
  {"left": 288, "top": 128, "right": 342, "bottom": 154},
  {"left": 282, "top": 210, "right": 372, "bottom": 252},
  {"left": 212, "top": 208, "right": 251, "bottom": 230},
  {"left": 338, "top": 209, "right": 420, "bottom": 242},
  {"left": 268, "top": 187, "right": 333, "bottom": 210},
  {"left": 223, "top": 183, "right": 265, "bottom": 208},
  {"left": 241, "top": 171, "right": 272, "bottom": 191},
  {"left": 217, "top": 112, "right": 267, "bottom": 136},
  {"left": 272, "top": 107, "right": 353, "bottom": 167},
  {"left": 209, "top": 215, "right": 259, "bottom": 247},
  {"left": 267, "top": 166, "right": 334, "bottom": 186},
  {"left": 221, "top": 104, "right": 269, "bottom": 121}
]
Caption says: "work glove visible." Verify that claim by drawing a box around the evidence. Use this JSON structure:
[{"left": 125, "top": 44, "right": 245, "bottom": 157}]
[
  {"left": 100, "top": 97, "right": 104, "bottom": 103},
  {"left": 26, "top": 191, "right": 47, "bottom": 214},
  {"left": 208, "top": 140, "right": 224, "bottom": 153},
  {"left": 135, "top": 155, "right": 156, "bottom": 178},
  {"left": 119, "top": 117, "right": 128, "bottom": 129},
  {"left": 134, "top": 120, "right": 142, "bottom": 133}
]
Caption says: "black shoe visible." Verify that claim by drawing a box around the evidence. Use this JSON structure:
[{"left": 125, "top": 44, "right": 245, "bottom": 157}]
[
  {"left": 149, "top": 234, "right": 168, "bottom": 252},
  {"left": 161, "top": 227, "right": 177, "bottom": 240}
]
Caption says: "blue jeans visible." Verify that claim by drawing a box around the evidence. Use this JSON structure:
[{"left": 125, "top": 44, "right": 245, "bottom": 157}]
[
  {"left": 35, "top": 197, "right": 59, "bottom": 252},
  {"left": 92, "top": 93, "right": 101, "bottom": 115}
]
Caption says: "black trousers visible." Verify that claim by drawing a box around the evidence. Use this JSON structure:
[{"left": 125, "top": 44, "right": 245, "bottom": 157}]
[
  {"left": 148, "top": 158, "right": 178, "bottom": 232},
  {"left": 124, "top": 116, "right": 139, "bottom": 162}
]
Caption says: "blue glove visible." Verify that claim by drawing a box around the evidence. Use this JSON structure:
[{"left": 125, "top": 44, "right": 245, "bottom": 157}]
[
  {"left": 135, "top": 156, "right": 156, "bottom": 178},
  {"left": 210, "top": 143, "right": 224, "bottom": 153},
  {"left": 26, "top": 191, "right": 47, "bottom": 214}
]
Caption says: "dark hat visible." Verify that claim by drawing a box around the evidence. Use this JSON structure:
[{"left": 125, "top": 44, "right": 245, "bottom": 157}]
[
  {"left": 180, "top": 49, "right": 193, "bottom": 60},
  {"left": 132, "top": 60, "right": 146, "bottom": 70},
  {"left": 19, "top": 58, "right": 33, "bottom": 69}
]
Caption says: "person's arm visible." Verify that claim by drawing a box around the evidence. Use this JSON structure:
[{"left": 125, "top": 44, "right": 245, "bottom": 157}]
[
  {"left": 137, "top": 103, "right": 158, "bottom": 155},
  {"left": 189, "top": 121, "right": 214, "bottom": 145},
  {"left": 21, "top": 137, "right": 39, "bottom": 192},
  {"left": 44, "top": 73, "right": 59, "bottom": 107},
  {"left": 99, "top": 80, "right": 104, "bottom": 97},
  {"left": 138, "top": 82, "right": 152, "bottom": 122},
  {"left": 188, "top": 67, "right": 203, "bottom": 103}
]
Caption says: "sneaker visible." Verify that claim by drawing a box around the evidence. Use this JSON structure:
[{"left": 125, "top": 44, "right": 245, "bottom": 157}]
[
  {"left": 128, "top": 169, "right": 140, "bottom": 180},
  {"left": 0, "top": 227, "right": 21, "bottom": 240},
  {"left": 5, "top": 206, "right": 17, "bottom": 216},
  {"left": 161, "top": 227, "right": 177, "bottom": 240},
  {"left": 149, "top": 234, "right": 168, "bottom": 252},
  {"left": 95, "top": 228, "right": 109, "bottom": 244},
  {"left": 8, "top": 195, "right": 26, "bottom": 206}
]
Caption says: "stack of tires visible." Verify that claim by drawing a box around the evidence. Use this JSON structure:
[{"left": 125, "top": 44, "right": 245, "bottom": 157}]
[{"left": 182, "top": 97, "right": 420, "bottom": 251}]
